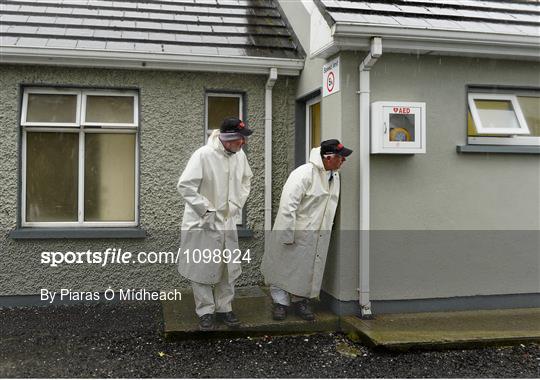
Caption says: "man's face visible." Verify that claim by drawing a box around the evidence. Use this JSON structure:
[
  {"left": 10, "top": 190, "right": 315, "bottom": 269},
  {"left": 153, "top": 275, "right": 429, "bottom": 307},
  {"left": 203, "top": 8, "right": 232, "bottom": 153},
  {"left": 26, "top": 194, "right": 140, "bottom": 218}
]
[
  {"left": 222, "top": 137, "right": 245, "bottom": 153},
  {"left": 323, "top": 154, "right": 346, "bottom": 171}
]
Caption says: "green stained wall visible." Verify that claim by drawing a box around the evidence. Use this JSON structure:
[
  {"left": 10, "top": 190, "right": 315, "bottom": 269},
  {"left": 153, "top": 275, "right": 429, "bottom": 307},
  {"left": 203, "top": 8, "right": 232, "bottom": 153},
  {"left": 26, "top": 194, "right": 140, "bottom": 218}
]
[{"left": 0, "top": 64, "right": 297, "bottom": 296}]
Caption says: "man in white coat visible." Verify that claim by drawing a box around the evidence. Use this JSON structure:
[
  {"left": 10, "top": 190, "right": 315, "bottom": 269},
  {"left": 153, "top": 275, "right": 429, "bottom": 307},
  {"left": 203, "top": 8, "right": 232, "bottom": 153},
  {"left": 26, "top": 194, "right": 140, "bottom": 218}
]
[
  {"left": 177, "top": 117, "right": 253, "bottom": 330},
  {"left": 261, "top": 139, "right": 352, "bottom": 321}
]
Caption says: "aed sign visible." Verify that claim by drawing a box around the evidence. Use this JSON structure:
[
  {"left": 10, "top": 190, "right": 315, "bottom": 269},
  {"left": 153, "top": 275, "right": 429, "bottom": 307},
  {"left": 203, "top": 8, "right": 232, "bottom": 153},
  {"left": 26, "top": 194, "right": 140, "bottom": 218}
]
[
  {"left": 322, "top": 57, "right": 340, "bottom": 97},
  {"left": 393, "top": 107, "right": 411, "bottom": 114}
]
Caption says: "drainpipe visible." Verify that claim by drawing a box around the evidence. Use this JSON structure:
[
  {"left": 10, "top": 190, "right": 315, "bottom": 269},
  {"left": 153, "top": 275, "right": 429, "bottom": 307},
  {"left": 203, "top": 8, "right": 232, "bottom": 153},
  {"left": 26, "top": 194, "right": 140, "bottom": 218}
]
[
  {"left": 265, "top": 68, "right": 278, "bottom": 247},
  {"left": 358, "top": 37, "right": 382, "bottom": 318}
]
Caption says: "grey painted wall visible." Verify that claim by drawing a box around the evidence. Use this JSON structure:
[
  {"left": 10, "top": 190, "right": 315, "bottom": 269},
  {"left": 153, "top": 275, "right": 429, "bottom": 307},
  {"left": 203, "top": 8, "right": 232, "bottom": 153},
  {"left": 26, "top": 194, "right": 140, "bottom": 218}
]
[
  {"left": 320, "top": 52, "right": 540, "bottom": 302},
  {"left": 277, "top": 0, "right": 325, "bottom": 99},
  {"left": 0, "top": 64, "right": 297, "bottom": 296}
]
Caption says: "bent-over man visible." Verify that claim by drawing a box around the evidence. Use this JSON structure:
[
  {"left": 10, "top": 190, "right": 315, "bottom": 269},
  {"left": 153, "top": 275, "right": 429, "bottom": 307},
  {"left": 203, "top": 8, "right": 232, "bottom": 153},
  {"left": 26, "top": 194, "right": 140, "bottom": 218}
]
[{"left": 261, "top": 139, "right": 352, "bottom": 321}]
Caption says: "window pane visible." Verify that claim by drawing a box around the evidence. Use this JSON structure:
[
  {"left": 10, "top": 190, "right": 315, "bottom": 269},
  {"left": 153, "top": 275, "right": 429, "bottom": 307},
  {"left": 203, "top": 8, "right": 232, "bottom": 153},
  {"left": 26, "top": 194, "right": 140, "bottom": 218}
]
[
  {"left": 84, "top": 133, "right": 136, "bottom": 222},
  {"left": 310, "top": 102, "right": 321, "bottom": 148},
  {"left": 26, "top": 132, "right": 78, "bottom": 222},
  {"left": 473, "top": 99, "right": 520, "bottom": 130},
  {"left": 207, "top": 96, "right": 240, "bottom": 130},
  {"left": 26, "top": 94, "right": 77, "bottom": 123},
  {"left": 518, "top": 96, "right": 540, "bottom": 136},
  {"left": 389, "top": 114, "right": 415, "bottom": 142},
  {"left": 85, "top": 96, "right": 134, "bottom": 124}
]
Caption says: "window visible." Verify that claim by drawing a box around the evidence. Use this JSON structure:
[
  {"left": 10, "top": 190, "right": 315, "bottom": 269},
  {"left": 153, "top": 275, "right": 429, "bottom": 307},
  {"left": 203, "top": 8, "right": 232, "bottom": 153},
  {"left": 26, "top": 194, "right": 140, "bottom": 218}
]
[
  {"left": 204, "top": 92, "right": 245, "bottom": 226},
  {"left": 205, "top": 93, "right": 242, "bottom": 139},
  {"left": 305, "top": 96, "right": 321, "bottom": 160},
  {"left": 21, "top": 88, "right": 139, "bottom": 227},
  {"left": 467, "top": 91, "right": 540, "bottom": 146}
]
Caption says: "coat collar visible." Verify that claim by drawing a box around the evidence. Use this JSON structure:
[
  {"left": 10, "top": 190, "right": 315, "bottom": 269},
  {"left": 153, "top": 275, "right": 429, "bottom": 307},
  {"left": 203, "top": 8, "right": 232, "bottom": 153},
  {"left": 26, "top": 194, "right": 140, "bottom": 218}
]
[
  {"left": 207, "top": 129, "right": 231, "bottom": 156},
  {"left": 309, "top": 147, "right": 327, "bottom": 172}
]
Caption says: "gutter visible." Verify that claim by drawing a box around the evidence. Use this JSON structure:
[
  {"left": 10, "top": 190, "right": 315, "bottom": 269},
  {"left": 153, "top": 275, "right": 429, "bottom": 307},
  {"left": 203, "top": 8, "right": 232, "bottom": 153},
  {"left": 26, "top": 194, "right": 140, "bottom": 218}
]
[
  {"left": 312, "top": 23, "right": 540, "bottom": 60},
  {"left": 357, "top": 37, "right": 382, "bottom": 318},
  {"left": 264, "top": 68, "right": 278, "bottom": 248},
  {"left": 0, "top": 46, "right": 304, "bottom": 76}
]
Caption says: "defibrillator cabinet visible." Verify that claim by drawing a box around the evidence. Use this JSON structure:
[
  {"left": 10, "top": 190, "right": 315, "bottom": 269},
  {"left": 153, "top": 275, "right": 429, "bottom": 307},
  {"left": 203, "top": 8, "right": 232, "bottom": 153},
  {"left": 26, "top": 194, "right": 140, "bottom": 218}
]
[{"left": 371, "top": 101, "right": 426, "bottom": 154}]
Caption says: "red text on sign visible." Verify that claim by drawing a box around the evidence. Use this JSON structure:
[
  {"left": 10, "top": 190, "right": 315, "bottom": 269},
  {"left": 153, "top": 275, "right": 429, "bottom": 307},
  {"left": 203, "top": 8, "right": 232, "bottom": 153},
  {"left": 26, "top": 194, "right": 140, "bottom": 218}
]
[{"left": 392, "top": 107, "right": 411, "bottom": 114}]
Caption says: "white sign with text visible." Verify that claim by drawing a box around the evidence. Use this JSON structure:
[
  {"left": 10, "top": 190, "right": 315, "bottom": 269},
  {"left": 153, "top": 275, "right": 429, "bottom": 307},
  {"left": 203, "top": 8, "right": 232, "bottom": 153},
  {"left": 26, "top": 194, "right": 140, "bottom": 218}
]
[{"left": 322, "top": 57, "right": 340, "bottom": 97}]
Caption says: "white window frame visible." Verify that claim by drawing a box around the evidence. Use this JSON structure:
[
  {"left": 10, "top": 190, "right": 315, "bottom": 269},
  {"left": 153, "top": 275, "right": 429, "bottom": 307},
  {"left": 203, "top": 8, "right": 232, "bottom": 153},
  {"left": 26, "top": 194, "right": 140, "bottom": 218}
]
[
  {"left": 81, "top": 90, "right": 139, "bottom": 128},
  {"left": 21, "top": 88, "right": 139, "bottom": 228},
  {"left": 305, "top": 96, "right": 321, "bottom": 161},
  {"left": 204, "top": 92, "right": 243, "bottom": 141},
  {"left": 21, "top": 88, "right": 81, "bottom": 127},
  {"left": 468, "top": 93, "right": 530, "bottom": 136}
]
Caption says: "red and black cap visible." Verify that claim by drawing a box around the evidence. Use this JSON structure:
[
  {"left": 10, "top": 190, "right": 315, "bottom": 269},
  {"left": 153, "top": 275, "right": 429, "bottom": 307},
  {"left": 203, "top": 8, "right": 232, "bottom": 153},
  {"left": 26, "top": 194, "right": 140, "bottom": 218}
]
[
  {"left": 320, "top": 139, "right": 353, "bottom": 157},
  {"left": 220, "top": 117, "right": 253, "bottom": 137}
]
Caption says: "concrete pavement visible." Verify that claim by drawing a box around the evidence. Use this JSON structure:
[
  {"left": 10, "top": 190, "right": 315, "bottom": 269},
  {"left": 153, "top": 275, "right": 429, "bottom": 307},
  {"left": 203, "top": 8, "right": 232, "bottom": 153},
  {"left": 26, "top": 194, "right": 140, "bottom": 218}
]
[{"left": 163, "top": 286, "right": 540, "bottom": 350}]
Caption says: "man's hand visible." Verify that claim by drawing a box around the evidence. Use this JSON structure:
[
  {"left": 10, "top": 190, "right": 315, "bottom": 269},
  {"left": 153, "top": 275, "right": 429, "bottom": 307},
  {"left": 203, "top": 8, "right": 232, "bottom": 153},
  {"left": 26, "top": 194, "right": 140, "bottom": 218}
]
[
  {"left": 278, "top": 230, "right": 295, "bottom": 245},
  {"left": 200, "top": 210, "right": 217, "bottom": 229}
]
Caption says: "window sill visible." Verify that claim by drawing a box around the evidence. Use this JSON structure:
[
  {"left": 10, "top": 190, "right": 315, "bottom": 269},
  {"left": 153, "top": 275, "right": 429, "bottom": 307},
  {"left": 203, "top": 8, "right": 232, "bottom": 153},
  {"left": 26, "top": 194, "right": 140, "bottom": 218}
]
[
  {"left": 456, "top": 145, "right": 540, "bottom": 154},
  {"left": 237, "top": 227, "right": 253, "bottom": 239},
  {"left": 9, "top": 227, "right": 147, "bottom": 240}
]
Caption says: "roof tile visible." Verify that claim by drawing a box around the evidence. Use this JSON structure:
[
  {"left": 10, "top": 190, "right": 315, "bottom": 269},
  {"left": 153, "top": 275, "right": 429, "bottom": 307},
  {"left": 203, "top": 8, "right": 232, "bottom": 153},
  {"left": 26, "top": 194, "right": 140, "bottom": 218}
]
[
  {"left": 0, "top": 0, "right": 303, "bottom": 59},
  {"left": 17, "top": 37, "right": 49, "bottom": 47},
  {"left": 105, "top": 41, "right": 136, "bottom": 50},
  {"left": 1, "top": 36, "right": 19, "bottom": 45},
  {"left": 76, "top": 39, "right": 106, "bottom": 49},
  {"left": 47, "top": 38, "right": 78, "bottom": 48},
  {"left": 319, "top": 0, "right": 539, "bottom": 39}
]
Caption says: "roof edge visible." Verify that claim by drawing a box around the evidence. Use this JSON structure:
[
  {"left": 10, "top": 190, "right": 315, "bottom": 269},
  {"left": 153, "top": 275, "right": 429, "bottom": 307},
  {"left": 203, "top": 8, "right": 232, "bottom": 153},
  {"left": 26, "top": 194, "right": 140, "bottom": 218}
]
[
  {"left": 0, "top": 46, "right": 305, "bottom": 76},
  {"left": 312, "top": 23, "right": 540, "bottom": 61}
]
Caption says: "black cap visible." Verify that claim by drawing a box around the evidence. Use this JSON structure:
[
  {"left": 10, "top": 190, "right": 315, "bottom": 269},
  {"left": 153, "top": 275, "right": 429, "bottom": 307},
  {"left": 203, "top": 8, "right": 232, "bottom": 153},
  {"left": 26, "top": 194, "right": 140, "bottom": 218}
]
[
  {"left": 320, "top": 139, "right": 353, "bottom": 157},
  {"left": 220, "top": 117, "right": 253, "bottom": 137}
]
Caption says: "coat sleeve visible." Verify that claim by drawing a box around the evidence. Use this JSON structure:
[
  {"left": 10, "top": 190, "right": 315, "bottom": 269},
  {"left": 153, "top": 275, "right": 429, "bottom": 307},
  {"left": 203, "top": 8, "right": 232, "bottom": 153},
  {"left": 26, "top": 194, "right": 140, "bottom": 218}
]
[
  {"left": 277, "top": 167, "right": 311, "bottom": 244},
  {"left": 177, "top": 150, "right": 214, "bottom": 218}
]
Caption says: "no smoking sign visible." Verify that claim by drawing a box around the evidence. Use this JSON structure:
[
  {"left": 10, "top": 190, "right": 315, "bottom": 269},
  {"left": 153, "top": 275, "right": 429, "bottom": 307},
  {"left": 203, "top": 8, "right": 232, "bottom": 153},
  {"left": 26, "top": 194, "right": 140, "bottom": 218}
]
[{"left": 322, "top": 57, "right": 340, "bottom": 97}]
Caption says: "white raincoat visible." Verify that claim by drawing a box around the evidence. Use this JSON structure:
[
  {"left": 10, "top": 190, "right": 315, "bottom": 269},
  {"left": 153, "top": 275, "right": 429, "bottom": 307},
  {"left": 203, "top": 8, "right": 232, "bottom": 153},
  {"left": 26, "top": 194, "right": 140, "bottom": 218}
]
[
  {"left": 177, "top": 130, "right": 252, "bottom": 285},
  {"left": 261, "top": 147, "right": 340, "bottom": 298}
]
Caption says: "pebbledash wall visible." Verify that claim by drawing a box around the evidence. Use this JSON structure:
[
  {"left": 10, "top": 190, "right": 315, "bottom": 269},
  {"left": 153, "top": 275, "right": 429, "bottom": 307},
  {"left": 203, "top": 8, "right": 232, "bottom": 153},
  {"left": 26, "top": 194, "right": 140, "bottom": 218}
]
[
  {"left": 0, "top": 64, "right": 297, "bottom": 300},
  {"left": 321, "top": 51, "right": 540, "bottom": 313}
]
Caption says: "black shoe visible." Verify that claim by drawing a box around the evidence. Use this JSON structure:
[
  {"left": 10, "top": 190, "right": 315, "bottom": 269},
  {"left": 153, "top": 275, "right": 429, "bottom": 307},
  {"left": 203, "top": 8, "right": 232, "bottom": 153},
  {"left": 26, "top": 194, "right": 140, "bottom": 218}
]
[
  {"left": 293, "top": 299, "right": 315, "bottom": 321},
  {"left": 216, "top": 311, "right": 241, "bottom": 327},
  {"left": 198, "top": 313, "right": 215, "bottom": 331},
  {"left": 272, "top": 303, "right": 288, "bottom": 321}
]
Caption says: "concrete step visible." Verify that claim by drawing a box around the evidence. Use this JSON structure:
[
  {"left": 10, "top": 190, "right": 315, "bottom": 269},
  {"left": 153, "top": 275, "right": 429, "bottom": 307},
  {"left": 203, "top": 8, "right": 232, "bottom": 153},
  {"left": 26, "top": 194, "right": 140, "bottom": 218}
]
[
  {"left": 162, "top": 286, "right": 339, "bottom": 340},
  {"left": 341, "top": 307, "right": 540, "bottom": 351}
]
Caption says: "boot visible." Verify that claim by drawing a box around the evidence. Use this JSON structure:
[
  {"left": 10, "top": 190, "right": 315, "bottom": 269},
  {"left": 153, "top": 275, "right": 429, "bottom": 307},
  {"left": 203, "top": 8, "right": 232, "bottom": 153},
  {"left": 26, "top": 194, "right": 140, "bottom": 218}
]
[
  {"left": 216, "top": 311, "right": 241, "bottom": 327},
  {"left": 272, "top": 303, "right": 288, "bottom": 321},
  {"left": 293, "top": 299, "right": 315, "bottom": 321},
  {"left": 198, "top": 313, "right": 215, "bottom": 331}
]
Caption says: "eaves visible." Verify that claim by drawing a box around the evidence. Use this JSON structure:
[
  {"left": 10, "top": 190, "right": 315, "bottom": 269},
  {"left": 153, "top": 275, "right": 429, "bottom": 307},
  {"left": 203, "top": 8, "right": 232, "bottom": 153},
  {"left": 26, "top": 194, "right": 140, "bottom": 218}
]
[
  {"left": 0, "top": 46, "right": 305, "bottom": 76},
  {"left": 313, "top": 23, "right": 540, "bottom": 61}
]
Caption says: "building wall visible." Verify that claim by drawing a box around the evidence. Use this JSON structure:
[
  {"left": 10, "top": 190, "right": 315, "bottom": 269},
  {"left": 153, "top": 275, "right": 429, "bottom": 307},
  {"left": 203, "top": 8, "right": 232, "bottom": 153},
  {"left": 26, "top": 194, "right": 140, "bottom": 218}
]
[
  {"left": 369, "top": 53, "right": 539, "bottom": 300},
  {"left": 277, "top": 0, "right": 327, "bottom": 98},
  {"left": 321, "top": 51, "right": 540, "bottom": 302},
  {"left": 0, "top": 64, "right": 297, "bottom": 296}
]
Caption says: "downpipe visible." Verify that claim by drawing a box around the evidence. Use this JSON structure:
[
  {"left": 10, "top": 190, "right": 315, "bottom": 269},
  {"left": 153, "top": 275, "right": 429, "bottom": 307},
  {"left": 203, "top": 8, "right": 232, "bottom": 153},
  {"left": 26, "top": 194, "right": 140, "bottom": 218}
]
[
  {"left": 358, "top": 37, "right": 382, "bottom": 318},
  {"left": 264, "top": 68, "right": 278, "bottom": 254}
]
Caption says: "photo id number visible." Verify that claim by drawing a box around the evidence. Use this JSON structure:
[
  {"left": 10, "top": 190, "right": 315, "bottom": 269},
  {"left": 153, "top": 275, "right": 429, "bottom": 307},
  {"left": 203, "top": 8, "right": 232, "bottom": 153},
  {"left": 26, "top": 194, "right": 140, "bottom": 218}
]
[{"left": 183, "top": 249, "right": 251, "bottom": 264}]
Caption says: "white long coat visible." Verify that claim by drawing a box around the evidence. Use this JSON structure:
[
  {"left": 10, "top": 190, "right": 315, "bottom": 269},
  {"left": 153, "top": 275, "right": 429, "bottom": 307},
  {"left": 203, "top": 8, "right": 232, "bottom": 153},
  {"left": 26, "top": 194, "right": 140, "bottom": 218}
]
[
  {"left": 177, "top": 130, "right": 252, "bottom": 285},
  {"left": 261, "top": 147, "right": 340, "bottom": 298}
]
